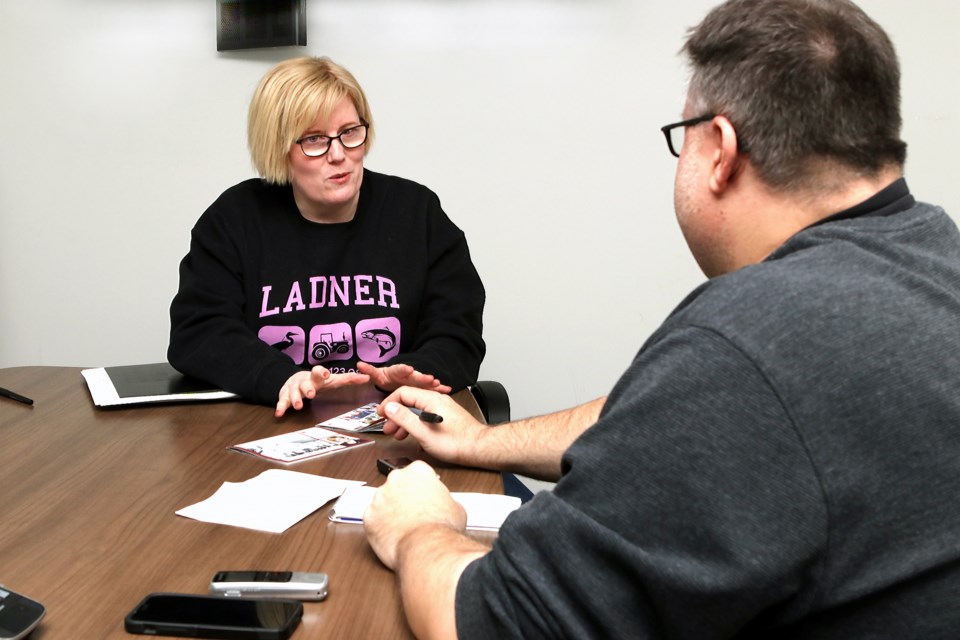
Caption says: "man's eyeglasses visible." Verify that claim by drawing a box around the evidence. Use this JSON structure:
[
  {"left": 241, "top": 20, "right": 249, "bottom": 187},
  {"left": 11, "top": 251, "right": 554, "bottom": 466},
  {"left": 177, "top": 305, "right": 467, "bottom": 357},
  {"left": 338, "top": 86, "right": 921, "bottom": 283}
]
[
  {"left": 295, "top": 123, "right": 368, "bottom": 157},
  {"left": 660, "top": 114, "right": 715, "bottom": 158}
]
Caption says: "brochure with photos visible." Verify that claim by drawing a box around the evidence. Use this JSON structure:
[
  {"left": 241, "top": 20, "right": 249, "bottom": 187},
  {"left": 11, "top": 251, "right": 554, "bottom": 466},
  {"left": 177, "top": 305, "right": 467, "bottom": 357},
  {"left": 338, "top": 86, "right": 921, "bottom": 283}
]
[
  {"left": 316, "top": 402, "right": 386, "bottom": 433},
  {"left": 231, "top": 426, "right": 372, "bottom": 464}
]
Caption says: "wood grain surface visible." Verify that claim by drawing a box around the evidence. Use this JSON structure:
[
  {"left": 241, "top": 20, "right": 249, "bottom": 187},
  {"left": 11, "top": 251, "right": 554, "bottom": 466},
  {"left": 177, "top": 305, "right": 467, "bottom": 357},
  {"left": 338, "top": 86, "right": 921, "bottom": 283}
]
[{"left": 0, "top": 367, "right": 500, "bottom": 639}]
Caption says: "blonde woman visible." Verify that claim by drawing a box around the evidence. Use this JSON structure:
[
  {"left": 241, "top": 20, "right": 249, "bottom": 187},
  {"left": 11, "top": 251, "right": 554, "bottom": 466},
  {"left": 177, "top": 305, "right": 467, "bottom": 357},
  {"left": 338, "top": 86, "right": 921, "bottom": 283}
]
[{"left": 169, "top": 57, "right": 485, "bottom": 417}]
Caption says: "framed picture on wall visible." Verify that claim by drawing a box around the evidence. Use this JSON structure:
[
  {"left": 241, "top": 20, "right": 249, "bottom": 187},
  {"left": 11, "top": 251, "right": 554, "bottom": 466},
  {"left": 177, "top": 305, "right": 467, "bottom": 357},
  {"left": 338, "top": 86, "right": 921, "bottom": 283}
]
[{"left": 216, "top": 0, "right": 306, "bottom": 51}]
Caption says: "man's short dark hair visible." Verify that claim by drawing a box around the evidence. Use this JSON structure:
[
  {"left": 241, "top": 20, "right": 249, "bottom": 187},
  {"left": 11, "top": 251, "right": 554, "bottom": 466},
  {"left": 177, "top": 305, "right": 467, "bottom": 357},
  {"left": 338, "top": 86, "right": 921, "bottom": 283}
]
[{"left": 683, "top": 0, "right": 907, "bottom": 191}]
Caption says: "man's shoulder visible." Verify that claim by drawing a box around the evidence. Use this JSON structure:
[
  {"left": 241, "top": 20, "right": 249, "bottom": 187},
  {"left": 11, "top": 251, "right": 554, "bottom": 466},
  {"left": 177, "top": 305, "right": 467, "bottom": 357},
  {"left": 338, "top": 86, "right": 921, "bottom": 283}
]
[
  {"left": 673, "top": 259, "right": 826, "bottom": 326},
  {"left": 667, "top": 204, "right": 960, "bottom": 349}
]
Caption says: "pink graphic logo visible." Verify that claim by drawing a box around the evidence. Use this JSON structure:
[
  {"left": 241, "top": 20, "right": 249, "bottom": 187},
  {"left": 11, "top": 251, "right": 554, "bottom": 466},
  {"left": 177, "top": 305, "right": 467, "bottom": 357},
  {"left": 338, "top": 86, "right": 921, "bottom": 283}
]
[
  {"left": 356, "top": 317, "right": 400, "bottom": 363},
  {"left": 259, "top": 326, "right": 305, "bottom": 364},
  {"left": 308, "top": 323, "right": 354, "bottom": 365}
]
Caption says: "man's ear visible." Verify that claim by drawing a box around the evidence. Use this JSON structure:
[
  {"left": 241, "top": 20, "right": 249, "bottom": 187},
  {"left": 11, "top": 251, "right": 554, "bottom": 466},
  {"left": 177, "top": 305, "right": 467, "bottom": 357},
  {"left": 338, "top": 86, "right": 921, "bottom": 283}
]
[{"left": 708, "top": 116, "right": 742, "bottom": 195}]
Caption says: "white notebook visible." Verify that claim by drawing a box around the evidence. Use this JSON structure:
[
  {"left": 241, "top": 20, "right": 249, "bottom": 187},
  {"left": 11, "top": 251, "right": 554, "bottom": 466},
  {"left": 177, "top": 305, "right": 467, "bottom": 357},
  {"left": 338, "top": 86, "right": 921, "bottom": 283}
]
[{"left": 329, "top": 485, "right": 521, "bottom": 532}]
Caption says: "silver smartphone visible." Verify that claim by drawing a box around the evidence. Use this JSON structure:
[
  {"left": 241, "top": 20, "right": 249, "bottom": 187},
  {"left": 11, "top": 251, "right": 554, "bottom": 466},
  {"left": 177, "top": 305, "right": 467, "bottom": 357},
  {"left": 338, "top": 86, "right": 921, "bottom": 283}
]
[{"left": 208, "top": 571, "right": 328, "bottom": 601}]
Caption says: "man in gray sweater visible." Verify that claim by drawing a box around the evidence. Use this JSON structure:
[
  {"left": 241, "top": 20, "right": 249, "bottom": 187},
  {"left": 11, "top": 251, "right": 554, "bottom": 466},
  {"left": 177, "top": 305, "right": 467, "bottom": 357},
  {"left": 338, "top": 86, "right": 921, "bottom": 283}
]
[{"left": 364, "top": 0, "right": 960, "bottom": 637}]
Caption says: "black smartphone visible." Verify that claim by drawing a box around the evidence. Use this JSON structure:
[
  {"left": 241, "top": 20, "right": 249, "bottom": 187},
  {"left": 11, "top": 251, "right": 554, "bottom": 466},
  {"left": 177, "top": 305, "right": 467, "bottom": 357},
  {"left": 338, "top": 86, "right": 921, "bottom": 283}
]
[
  {"left": 376, "top": 456, "right": 413, "bottom": 475},
  {"left": 124, "top": 592, "right": 302, "bottom": 640},
  {"left": 0, "top": 585, "right": 45, "bottom": 640}
]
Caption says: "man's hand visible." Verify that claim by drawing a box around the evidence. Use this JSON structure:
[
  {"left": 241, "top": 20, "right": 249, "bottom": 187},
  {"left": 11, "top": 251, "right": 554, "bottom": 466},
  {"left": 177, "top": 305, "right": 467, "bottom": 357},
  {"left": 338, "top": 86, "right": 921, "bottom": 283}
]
[
  {"left": 382, "top": 388, "right": 609, "bottom": 482},
  {"left": 275, "top": 366, "right": 370, "bottom": 417},
  {"left": 358, "top": 362, "right": 452, "bottom": 394},
  {"left": 363, "top": 461, "right": 490, "bottom": 639},
  {"left": 363, "top": 461, "right": 466, "bottom": 570},
  {"left": 377, "top": 387, "right": 487, "bottom": 466}
]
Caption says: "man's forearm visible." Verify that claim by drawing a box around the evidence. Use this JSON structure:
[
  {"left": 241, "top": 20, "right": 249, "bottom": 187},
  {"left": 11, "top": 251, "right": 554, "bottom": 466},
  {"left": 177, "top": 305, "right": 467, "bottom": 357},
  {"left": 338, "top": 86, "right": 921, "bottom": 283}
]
[
  {"left": 396, "top": 524, "right": 490, "bottom": 639},
  {"left": 471, "top": 396, "right": 607, "bottom": 481}
]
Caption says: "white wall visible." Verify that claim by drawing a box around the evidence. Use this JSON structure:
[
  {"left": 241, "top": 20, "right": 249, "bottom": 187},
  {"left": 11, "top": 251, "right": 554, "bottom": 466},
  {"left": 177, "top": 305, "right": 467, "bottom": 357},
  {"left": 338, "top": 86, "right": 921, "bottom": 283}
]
[{"left": 1, "top": 1, "right": 957, "bottom": 420}]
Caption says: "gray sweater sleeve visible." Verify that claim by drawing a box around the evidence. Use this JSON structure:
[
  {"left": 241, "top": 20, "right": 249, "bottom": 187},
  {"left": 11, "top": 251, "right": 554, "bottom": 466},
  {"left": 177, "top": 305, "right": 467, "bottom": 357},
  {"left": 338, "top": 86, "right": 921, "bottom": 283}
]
[{"left": 456, "top": 327, "right": 827, "bottom": 638}]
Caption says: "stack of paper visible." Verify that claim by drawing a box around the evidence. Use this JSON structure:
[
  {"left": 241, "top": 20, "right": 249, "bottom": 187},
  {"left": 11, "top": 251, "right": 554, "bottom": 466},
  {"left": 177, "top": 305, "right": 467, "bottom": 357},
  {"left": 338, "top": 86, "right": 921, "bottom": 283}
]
[
  {"left": 329, "top": 485, "right": 521, "bottom": 531},
  {"left": 176, "top": 470, "right": 364, "bottom": 533}
]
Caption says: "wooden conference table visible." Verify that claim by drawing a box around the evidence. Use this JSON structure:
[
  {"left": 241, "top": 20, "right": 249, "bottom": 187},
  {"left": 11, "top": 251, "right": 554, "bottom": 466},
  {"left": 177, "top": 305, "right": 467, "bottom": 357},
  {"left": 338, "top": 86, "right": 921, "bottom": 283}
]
[{"left": 0, "top": 366, "right": 502, "bottom": 639}]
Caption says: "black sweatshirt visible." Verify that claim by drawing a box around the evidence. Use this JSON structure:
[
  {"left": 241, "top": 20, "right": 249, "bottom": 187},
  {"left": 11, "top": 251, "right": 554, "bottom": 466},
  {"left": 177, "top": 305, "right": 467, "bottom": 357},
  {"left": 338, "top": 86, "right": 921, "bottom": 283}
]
[{"left": 168, "top": 169, "right": 485, "bottom": 405}]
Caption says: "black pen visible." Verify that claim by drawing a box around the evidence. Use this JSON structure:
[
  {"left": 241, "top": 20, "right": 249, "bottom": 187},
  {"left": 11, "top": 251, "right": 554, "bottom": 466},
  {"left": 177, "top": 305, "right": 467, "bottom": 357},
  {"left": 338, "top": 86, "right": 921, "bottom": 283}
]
[
  {"left": 408, "top": 407, "right": 443, "bottom": 423},
  {"left": 0, "top": 386, "right": 34, "bottom": 406}
]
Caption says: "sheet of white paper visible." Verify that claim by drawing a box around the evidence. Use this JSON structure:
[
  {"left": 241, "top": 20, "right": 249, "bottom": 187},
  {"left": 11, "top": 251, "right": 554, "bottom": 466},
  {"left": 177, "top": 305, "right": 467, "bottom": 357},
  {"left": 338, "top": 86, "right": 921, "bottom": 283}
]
[
  {"left": 81, "top": 367, "right": 236, "bottom": 407},
  {"left": 329, "top": 485, "right": 521, "bottom": 531},
  {"left": 176, "top": 469, "right": 364, "bottom": 533}
]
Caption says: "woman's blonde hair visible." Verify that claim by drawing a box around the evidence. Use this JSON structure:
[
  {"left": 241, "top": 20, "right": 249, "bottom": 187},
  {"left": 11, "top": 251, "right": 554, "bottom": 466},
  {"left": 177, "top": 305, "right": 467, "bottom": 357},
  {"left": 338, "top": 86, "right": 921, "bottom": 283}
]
[{"left": 247, "top": 56, "right": 375, "bottom": 184}]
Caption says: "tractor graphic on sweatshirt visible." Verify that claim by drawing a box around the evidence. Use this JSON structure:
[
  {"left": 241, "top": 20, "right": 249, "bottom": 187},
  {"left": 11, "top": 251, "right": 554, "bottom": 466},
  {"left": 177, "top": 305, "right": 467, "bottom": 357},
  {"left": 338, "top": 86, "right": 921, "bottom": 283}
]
[{"left": 311, "top": 332, "right": 351, "bottom": 361}]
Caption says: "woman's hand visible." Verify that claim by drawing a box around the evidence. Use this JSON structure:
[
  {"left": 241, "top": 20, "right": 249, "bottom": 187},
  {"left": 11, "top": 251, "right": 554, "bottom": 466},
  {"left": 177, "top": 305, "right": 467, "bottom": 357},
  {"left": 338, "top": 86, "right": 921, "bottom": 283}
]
[
  {"left": 357, "top": 362, "right": 452, "bottom": 394},
  {"left": 275, "top": 366, "right": 370, "bottom": 417}
]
